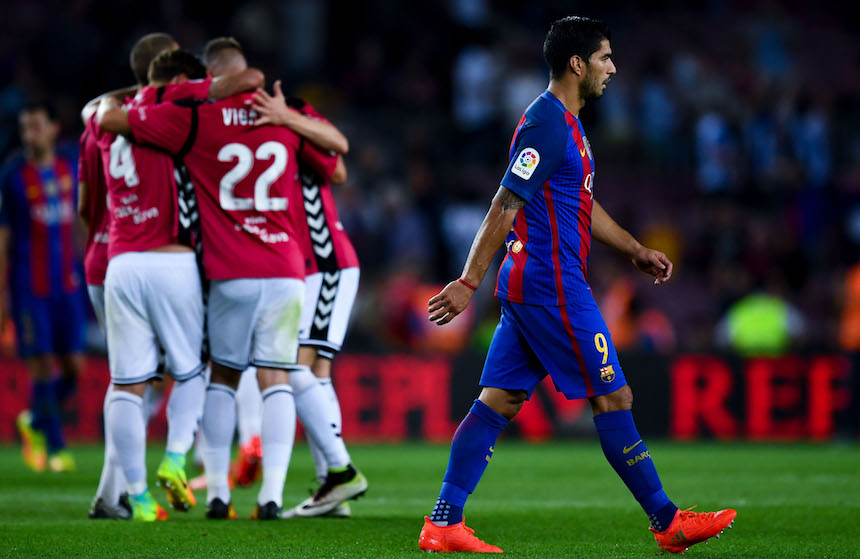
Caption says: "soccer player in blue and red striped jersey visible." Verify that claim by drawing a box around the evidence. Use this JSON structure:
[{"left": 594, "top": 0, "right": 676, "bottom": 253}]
[
  {"left": 0, "top": 100, "right": 86, "bottom": 473},
  {"left": 418, "top": 17, "right": 736, "bottom": 554}
]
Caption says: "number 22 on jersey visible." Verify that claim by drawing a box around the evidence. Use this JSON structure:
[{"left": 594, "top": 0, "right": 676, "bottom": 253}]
[{"left": 218, "top": 141, "right": 288, "bottom": 211}]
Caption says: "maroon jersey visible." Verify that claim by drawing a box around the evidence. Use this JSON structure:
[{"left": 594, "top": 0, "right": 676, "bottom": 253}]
[
  {"left": 96, "top": 80, "right": 212, "bottom": 259},
  {"left": 127, "top": 93, "right": 312, "bottom": 280},
  {"left": 290, "top": 100, "right": 359, "bottom": 275},
  {"left": 79, "top": 115, "right": 109, "bottom": 285}
]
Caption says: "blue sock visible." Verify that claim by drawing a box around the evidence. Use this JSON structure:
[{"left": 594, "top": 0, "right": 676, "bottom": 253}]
[
  {"left": 430, "top": 399, "right": 508, "bottom": 526},
  {"left": 31, "top": 380, "right": 66, "bottom": 453},
  {"left": 52, "top": 375, "right": 77, "bottom": 405},
  {"left": 593, "top": 410, "right": 677, "bottom": 532}
]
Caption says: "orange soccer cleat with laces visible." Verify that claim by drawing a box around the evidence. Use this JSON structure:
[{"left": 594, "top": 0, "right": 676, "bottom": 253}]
[
  {"left": 651, "top": 506, "right": 737, "bottom": 553},
  {"left": 230, "top": 435, "right": 263, "bottom": 487},
  {"left": 419, "top": 516, "right": 503, "bottom": 553}
]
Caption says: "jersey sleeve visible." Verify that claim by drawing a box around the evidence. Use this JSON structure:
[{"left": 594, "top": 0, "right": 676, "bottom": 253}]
[
  {"left": 78, "top": 117, "right": 101, "bottom": 209},
  {"left": 162, "top": 78, "right": 212, "bottom": 102},
  {"left": 500, "top": 120, "right": 567, "bottom": 204},
  {"left": 294, "top": 101, "right": 339, "bottom": 180},
  {"left": 299, "top": 142, "right": 338, "bottom": 181},
  {"left": 128, "top": 101, "right": 195, "bottom": 156}
]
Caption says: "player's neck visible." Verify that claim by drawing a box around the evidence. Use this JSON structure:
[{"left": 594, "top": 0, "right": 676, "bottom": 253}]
[
  {"left": 547, "top": 79, "right": 585, "bottom": 117},
  {"left": 26, "top": 147, "right": 55, "bottom": 167}
]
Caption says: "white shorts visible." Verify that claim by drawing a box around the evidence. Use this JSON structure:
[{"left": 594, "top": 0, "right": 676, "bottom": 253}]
[
  {"left": 87, "top": 284, "right": 106, "bottom": 333},
  {"left": 208, "top": 278, "right": 304, "bottom": 371},
  {"left": 105, "top": 251, "right": 205, "bottom": 385},
  {"left": 298, "top": 267, "right": 359, "bottom": 359}
]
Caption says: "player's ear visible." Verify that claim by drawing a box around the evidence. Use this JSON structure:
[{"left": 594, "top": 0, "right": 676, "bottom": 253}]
[{"left": 569, "top": 55, "right": 585, "bottom": 77}]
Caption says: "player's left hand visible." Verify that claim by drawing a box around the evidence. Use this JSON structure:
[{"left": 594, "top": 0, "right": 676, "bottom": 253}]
[
  {"left": 631, "top": 246, "right": 673, "bottom": 285},
  {"left": 428, "top": 280, "right": 475, "bottom": 325},
  {"left": 252, "top": 80, "right": 299, "bottom": 127}
]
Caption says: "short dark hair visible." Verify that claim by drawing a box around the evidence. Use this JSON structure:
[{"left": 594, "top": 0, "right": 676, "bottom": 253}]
[
  {"left": 148, "top": 49, "right": 207, "bottom": 83},
  {"left": 130, "top": 32, "right": 177, "bottom": 85},
  {"left": 204, "top": 37, "right": 243, "bottom": 66},
  {"left": 543, "top": 16, "right": 611, "bottom": 80},
  {"left": 21, "top": 99, "right": 58, "bottom": 121}
]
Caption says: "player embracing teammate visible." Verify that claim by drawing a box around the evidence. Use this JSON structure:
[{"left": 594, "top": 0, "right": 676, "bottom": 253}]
[
  {"left": 84, "top": 35, "right": 266, "bottom": 520},
  {"left": 99, "top": 45, "right": 366, "bottom": 520}
]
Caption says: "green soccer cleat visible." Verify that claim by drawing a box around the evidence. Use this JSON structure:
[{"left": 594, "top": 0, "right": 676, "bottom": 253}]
[
  {"left": 16, "top": 410, "right": 46, "bottom": 472},
  {"left": 48, "top": 450, "right": 76, "bottom": 473},
  {"left": 156, "top": 452, "right": 196, "bottom": 511},
  {"left": 130, "top": 489, "right": 169, "bottom": 521}
]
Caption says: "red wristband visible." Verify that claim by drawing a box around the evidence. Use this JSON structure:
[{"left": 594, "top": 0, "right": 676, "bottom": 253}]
[{"left": 458, "top": 278, "right": 478, "bottom": 291}]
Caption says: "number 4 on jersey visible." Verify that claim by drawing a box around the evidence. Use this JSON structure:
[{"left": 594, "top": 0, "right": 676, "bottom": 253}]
[
  {"left": 218, "top": 141, "right": 288, "bottom": 211},
  {"left": 109, "top": 136, "right": 139, "bottom": 187}
]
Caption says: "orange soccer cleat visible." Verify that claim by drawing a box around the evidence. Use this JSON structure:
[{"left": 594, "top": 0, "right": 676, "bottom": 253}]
[
  {"left": 651, "top": 506, "right": 737, "bottom": 554},
  {"left": 230, "top": 436, "right": 262, "bottom": 487},
  {"left": 418, "top": 516, "right": 503, "bottom": 553}
]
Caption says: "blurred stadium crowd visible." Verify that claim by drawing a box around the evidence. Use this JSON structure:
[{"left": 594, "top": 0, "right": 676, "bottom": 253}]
[{"left": 1, "top": 0, "right": 858, "bottom": 355}]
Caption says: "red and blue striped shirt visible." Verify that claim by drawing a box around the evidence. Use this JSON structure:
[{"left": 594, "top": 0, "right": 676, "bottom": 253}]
[
  {"left": 496, "top": 90, "right": 596, "bottom": 306},
  {"left": 0, "top": 151, "right": 81, "bottom": 297}
]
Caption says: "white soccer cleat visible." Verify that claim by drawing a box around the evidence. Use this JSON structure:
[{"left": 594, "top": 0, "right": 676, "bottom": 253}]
[{"left": 284, "top": 466, "right": 367, "bottom": 518}]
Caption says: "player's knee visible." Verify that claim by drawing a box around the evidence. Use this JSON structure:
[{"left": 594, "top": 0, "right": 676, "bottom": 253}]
[
  {"left": 479, "top": 387, "right": 527, "bottom": 420},
  {"left": 310, "top": 357, "right": 332, "bottom": 379},
  {"left": 257, "top": 366, "right": 291, "bottom": 390},
  {"left": 210, "top": 363, "right": 241, "bottom": 389},
  {"left": 58, "top": 353, "right": 83, "bottom": 378},
  {"left": 590, "top": 384, "right": 633, "bottom": 414},
  {"left": 26, "top": 356, "right": 53, "bottom": 381},
  {"left": 113, "top": 382, "right": 146, "bottom": 397}
]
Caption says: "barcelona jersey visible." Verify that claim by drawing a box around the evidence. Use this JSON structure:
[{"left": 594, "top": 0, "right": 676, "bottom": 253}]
[
  {"left": 0, "top": 152, "right": 82, "bottom": 297},
  {"left": 496, "top": 90, "right": 596, "bottom": 306},
  {"left": 482, "top": 91, "right": 626, "bottom": 400}
]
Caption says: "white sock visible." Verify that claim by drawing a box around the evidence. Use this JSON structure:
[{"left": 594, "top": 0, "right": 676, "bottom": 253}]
[
  {"left": 142, "top": 383, "right": 161, "bottom": 423},
  {"left": 107, "top": 390, "right": 147, "bottom": 496},
  {"left": 257, "top": 384, "right": 296, "bottom": 508},
  {"left": 308, "top": 378, "right": 343, "bottom": 483},
  {"left": 193, "top": 366, "right": 211, "bottom": 468},
  {"left": 291, "top": 368, "right": 350, "bottom": 471},
  {"left": 201, "top": 383, "right": 236, "bottom": 505},
  {"left": 96, "top": 385, "right": 126, "bottom": 503},
  {"left": 236, "top": 367, "right": 262, "bottom": 446},
  {"left": 166, "top": 373, "right": 206, "bottom": 455}
]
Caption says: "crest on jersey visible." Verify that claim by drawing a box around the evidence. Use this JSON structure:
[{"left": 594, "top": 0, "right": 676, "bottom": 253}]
[
  {"left": 583, "top": 136, "right": 593, "bottom": 160},
  {"left": 600, "top": 365, "right": 615, "bottom": 383},
  {"left": 512, "top": 147, "right": 540, "bottom": 180}
]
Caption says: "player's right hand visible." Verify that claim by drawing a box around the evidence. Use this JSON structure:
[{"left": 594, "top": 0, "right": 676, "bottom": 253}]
[{"left": 428, "top": 280, "right": 475, "bottom": 325}]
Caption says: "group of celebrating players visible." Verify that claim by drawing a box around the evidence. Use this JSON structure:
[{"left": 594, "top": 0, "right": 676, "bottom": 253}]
[{"left": 78, "top": 33, "right": 367, "bottom": 521}]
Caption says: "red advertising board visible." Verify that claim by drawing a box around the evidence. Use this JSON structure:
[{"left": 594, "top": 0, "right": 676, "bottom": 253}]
[{"left": 0, "top": 352, "right": 856, "bottom": 442}]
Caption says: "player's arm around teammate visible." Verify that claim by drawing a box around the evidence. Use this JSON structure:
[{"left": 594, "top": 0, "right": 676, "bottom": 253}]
[{"left": 252, "top": 81, "right": 349, "bottom": 155}]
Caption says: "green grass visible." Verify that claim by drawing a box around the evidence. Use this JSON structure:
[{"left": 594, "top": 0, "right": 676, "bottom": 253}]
[{"left": 0, "top": 442, "right": 858, "bottom": 558}]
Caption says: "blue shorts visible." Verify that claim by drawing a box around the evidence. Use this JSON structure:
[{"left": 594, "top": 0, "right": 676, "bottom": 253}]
[
  {"left": 10, "top": 290, "right": 87, "bottom": 358},
  {"left": 480, "top": 298, "right": 627, "bottom": 400}
]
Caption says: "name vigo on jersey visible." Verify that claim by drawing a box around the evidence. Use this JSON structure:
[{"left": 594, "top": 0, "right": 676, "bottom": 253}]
[{"left": 222, "top": 106, "right": 258, "bottom": 127}]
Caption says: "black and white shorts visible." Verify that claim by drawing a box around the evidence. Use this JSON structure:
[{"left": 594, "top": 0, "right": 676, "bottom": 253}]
[{"left": 298, "top": 267, "right": 359, "bottom": 359}]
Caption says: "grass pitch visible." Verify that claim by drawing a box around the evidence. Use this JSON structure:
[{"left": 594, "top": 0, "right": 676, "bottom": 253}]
[{"left": 0, "top": 442, "right": 857, "bottom": 558}]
